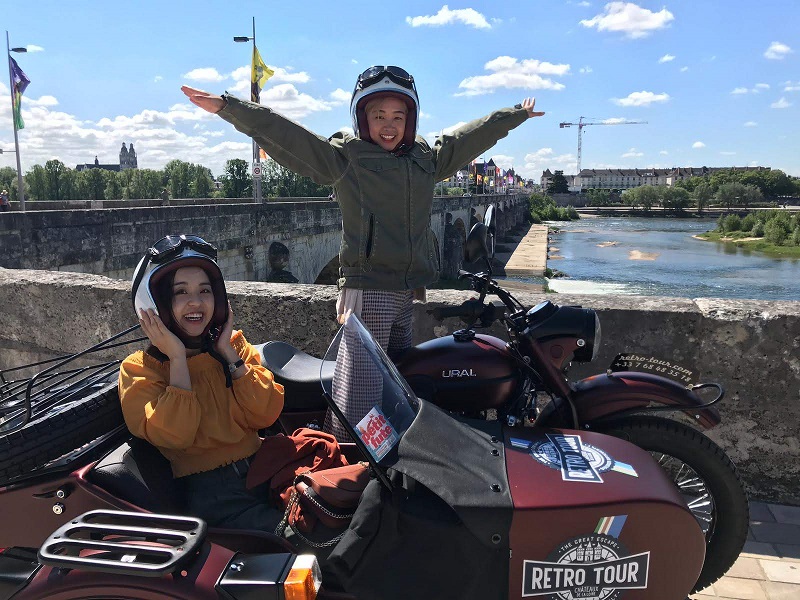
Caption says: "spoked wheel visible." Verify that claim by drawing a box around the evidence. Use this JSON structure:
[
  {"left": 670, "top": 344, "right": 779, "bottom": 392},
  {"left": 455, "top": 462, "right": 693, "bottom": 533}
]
[
  {"left": 596, "top": 415, "right": 749, "bottom": 592},
  {"left": 652, "top": 452, "right": 716, "bottom": 536}
]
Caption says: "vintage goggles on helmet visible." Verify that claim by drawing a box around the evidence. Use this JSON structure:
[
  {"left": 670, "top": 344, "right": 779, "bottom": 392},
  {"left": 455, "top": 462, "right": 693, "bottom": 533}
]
[
  {"left": 147, "top": 234, "right": 217, "bottom": 264},
  {"left": 354, "top": 66, "right": 416, "bottom": 94}
]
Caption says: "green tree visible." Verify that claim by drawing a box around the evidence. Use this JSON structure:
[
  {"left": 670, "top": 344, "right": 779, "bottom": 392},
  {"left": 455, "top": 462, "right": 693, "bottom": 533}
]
[
  {"left": 546, "top": 170, "right": 569, "bottom": 194},
  {"left": 716, "top": 182, "right": 749, "bottom": 211},
  {"left": 190, "top": 165, "right": 214, "bottom": 198},
  {"left": 764, "top": 218, "right": 790, "bottom": 245},
  {"left": 624, "top": 185, "right": 657, "bottom": 210},
  {"left": 76, "top": 168, "right": 108, "bottom": 200},
  {"left": 221, "top": 159, "right": 252, "bottom": 198},
  {"left": 660, "top": 187, "right": 691, "bottom": 212},
  {"left": 25, "top": 164, "right": 47, "bottom": 201},
  {"left": 105, "top": 172, "right": 124, "bottom": 199},
  {"left": 586, "top": 189, "right": 611, "bottom": 206},
  {"left": 740, "top": 184, "right": 763, "bottom": 209},
  {"left": 693, "top": 182, "right": 713, "bottom": 213},
  {"left": 128, "top": 169, "right": 165, "bottom": 199},
  {"left": 164, "top": 160, "right": 192, "bottom": 199},
  {"left": 44, "top": 159, "right": 69, "bottom": 200}
]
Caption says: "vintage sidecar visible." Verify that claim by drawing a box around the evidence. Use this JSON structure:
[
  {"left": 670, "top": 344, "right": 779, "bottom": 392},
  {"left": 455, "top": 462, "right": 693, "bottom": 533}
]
[{"left": 0, "top": 316, "right": 705, "bottom": 599}]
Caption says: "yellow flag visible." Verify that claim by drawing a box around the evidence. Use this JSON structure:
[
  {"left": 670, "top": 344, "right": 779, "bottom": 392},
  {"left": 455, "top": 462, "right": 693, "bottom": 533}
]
[{"left": 251, "top": 46, "right": 275, "bottom": 103}]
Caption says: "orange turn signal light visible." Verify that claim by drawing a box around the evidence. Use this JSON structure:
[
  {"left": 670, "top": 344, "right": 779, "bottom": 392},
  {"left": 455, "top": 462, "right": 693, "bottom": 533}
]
[{"left": 284, "top": 554, "right": 322, "bottom": 600}]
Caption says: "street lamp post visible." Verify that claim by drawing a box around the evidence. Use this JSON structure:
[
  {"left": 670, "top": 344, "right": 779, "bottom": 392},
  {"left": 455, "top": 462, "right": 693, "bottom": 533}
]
[
  {"left": 234, "top": 18, "right": 263, "bottom": 204},
  {"left": 5, "top": 31, "right": 27, "bottom": 211}
]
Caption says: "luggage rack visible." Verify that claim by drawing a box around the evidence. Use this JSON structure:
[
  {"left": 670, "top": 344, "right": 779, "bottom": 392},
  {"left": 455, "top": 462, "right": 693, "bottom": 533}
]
[
  {"left": 38, "top": 509, "right": 207, "bottom": 577},
  {"left": 0, "top": 324, "right": 145, "bottom": 436}
]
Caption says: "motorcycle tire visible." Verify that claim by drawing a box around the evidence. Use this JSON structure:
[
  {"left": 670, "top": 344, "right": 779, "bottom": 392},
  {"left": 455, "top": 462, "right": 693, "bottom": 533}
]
[
  {"left": 595, "top": 415, "right": 749, "bottom": 592},
  {"left": 0, "top": 380, "right": 123, "bottom": 485}
]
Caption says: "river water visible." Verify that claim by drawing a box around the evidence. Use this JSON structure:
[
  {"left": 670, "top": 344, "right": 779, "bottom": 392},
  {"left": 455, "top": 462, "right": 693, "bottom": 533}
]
[{"left": 507, "top": 217, "right": 799, "bottom": 301}]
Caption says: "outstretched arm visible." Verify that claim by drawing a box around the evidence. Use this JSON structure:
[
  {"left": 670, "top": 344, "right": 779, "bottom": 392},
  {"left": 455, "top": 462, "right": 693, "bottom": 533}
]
[{"left": 181, "top": 86, "right": 226, "bottom": 114}]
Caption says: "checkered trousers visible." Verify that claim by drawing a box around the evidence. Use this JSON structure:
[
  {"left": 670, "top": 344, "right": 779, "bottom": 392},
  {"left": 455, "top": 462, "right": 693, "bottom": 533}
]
[{"left": 323, "top": 289, "right": 414, "bottom": 442}]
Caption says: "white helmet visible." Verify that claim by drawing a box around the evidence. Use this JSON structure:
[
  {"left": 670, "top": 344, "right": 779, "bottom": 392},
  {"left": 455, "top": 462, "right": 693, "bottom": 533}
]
[
  {"left": 350, "top": 66, "right": 419, "bottom": 153},
  {"left": 131, "top": 234, "right": 228, "bottom": 345}
]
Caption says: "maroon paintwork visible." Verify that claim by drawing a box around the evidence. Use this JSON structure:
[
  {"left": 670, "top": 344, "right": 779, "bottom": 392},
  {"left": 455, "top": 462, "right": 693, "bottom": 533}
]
[
  {"left": 571, "top": 372, "right": 721, "bottom": 429},
  {"left": 0, "top": 464, "right": 132, "bottom": 550},
  {"left": 396, "top": 333, "right": 519, "bottom": 411},
  {"left": 504, "top": 427, "right": 706, "bottom": 600}
]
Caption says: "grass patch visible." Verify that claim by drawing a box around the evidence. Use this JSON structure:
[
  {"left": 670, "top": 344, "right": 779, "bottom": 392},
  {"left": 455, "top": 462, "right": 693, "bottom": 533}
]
[{"left": 696, "top": 232, "right": 800, "bottom": 258}]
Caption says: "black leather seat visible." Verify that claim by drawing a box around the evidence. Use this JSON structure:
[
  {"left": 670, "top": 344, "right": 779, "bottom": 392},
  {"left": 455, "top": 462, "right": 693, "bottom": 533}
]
[
  {"left": 255, "top": 342, "right": 333, "bottom": 411},
  {"left": 88, "top": 437, "right": 186, "bottom": 514}
]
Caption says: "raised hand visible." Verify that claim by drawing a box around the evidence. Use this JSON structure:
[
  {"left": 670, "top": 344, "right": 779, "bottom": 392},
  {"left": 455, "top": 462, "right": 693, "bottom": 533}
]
[
  {"left": 181, "top": 85, "right": 226, "bottom": 114},
  {"left": 138, "top": 308, "right": 186, "bottom": 360},
  {"left": 521, "top": 97, "right": 545, "bottom": 119},
  {"left": 214, "top": 302, "right": 237, "bottom": 358}
]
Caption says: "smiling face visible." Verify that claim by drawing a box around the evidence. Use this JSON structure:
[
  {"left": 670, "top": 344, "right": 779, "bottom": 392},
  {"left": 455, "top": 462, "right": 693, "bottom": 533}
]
[
  {"left": 170, "top": 266, "right": 214, "bottom": 339},
  {"left": 366, "top": 96, "right": 409, "bottom": 152}
]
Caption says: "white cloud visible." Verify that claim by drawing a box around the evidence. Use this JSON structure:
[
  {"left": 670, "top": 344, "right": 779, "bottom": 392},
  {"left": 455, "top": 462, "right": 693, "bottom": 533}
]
[
  {"left": 784, "top": 81, "right": 800, "bottom": 92},
  {"left": 692, "top": 141, "right": 705, "bottom": 149},
  {"left": 579, "top": 66, "right": 593, "bottom": 74},
  {"left": 658, "top": 54, "right": 675, "bottom": 63},
  {"left": 622, "top": 147, "right": 644, "bottom": 158},
  {"left": 602, "top": 117, "right": 629, "bottom": 124},
  {"left": 733, "top": 83, "right": 773, "bottom": 94},
  {"left": 154, "top": 75, "right": 163, "bottom": 83},
  {"left": 329, "top": 88, "right": 351, "bottom": 104},
  {"left": 680, "top": 66, "right": 689, "bottom": 72},
  {"left": 27, "top": 95, "right": 58, "bottom": 107},
  {"left": 0, "top": 73, "right": 345, "bottom": 177},
  {"left": 522, "top": 147, "right": 577, "bottom": 177},
  {"left": 771, "top": 97, "right": 792, "bottom": 109},
  {"left": 720, "top": 151, "right": 736, "bottom": 156},
  {"left": 26, "top": 45, "right": 44, "bottom": 52},
  {"left": 227, "top": 65, "right": 312, "bottom": 95},
  {"left": 764, "top": 41, "right": 792, "bottom": 60},
  {"left": 743, "top": 121, "right": 757, "bottom": 127},
  {"left": 183, "top": 68, "right": 226, "bottom": 82},
  {"left": 406, "top": 5, "right": 491, "bottom": 29},
  {"left": 578, "top": 1, "right": 591, "bottom": 6},
  {"left": 659, "top": 150, "right": 669, "bottom": 155},
  {"left": 456, "top": 56, "right": 570, "bottom": 96},
  {"left": 612, "top": 90, "right": 669, "bottom": 106},
  {"left": 490, "top": 154, "right": 515, "bottom": 170},
  {"left": 580, "top": 2, "right": 675, "bottom": 39}
]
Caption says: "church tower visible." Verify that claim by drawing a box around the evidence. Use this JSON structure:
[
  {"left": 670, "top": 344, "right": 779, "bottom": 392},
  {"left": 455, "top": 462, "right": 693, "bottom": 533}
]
[{"left": 119, "top": 142, "right": 138, "bottom": 170}]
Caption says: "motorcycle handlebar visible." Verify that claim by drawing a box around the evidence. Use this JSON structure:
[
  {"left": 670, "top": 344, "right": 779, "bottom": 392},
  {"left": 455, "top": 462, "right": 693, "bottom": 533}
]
[{"left": 429, "top": 299, "right": 504, "bottom": 325}]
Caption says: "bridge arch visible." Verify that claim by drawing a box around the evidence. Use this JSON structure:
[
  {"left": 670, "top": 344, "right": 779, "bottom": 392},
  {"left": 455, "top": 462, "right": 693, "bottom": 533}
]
[{"left": 441, "top": 214, "right": 467, "bottom": 279}]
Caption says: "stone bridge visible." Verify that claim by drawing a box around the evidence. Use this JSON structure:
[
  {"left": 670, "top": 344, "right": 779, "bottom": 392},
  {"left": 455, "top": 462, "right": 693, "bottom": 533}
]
[{"left": 0, "top": 194, "right": 529, "bottom": 284}]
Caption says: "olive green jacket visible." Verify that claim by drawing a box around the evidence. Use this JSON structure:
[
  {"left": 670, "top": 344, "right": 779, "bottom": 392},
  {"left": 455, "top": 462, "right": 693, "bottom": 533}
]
[{"left": 219, "top": 95, "right": 529, "bottom": 290}]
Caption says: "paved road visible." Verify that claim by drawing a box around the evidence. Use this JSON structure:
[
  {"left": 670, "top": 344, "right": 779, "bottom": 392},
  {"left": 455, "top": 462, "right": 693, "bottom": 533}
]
[{"left": 690, "top": 501, "right": 800, "bottom": 599}]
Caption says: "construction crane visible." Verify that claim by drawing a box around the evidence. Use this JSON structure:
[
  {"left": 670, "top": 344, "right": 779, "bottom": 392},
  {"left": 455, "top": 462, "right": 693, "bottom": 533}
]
[{"left": 559, "top": 116, "right": 647, "bottom": 176}]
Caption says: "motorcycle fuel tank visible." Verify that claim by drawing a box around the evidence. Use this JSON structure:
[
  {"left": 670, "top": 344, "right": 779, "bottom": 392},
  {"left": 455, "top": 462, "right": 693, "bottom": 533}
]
[
  {"left": 397, "top": 333, "right": 520, "bottom": 412},
  {"left": 503, "top": 427, "right": 705, "bottom": 600}
]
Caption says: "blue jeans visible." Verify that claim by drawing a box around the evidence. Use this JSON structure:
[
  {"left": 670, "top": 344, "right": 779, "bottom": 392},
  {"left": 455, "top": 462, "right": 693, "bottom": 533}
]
[{"left": 182, "top": 457, "right": 283, "bottom": 532}]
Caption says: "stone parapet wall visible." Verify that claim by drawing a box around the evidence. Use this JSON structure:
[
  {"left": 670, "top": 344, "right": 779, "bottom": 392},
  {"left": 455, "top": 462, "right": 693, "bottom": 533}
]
[
  {"left": 2, "top": 268, "right": 797, "bottom": 504},
  {"left": 0, "top": 194, "right": 524, "bottom": 285}
]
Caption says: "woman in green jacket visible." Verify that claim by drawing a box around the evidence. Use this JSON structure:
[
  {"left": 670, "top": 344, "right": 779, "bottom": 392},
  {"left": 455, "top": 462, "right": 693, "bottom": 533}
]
[{"left": 181, "top": 66, "right": 544, "bottom": 441}]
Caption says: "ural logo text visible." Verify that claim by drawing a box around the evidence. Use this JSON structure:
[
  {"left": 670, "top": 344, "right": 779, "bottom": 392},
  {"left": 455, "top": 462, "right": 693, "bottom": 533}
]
[{"left": 442, "top": 368, "right": 477, "bottom": 378}]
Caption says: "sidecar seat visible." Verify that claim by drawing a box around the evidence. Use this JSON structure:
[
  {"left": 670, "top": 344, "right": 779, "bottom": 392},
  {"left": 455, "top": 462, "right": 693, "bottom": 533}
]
[{"left": 88, "top": 437, "right": 186, "bottom": 514}]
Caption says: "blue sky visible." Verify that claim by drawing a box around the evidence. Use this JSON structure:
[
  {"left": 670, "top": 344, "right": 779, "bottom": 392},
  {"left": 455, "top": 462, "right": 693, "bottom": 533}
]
[{"left": 2, "top": 1, "right": 798, "bottom": 181}]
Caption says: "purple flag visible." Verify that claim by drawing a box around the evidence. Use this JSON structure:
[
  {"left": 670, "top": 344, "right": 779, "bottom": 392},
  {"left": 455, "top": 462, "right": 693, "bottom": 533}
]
[{"left": 9, "top": 56, "right": 30, "bottom": 129}]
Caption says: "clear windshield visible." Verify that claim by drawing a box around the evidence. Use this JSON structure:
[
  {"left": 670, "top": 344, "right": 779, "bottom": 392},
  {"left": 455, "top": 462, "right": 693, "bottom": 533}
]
[{"left": 321, "top": 314, "right": 419, "bottom": 464}]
